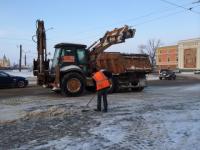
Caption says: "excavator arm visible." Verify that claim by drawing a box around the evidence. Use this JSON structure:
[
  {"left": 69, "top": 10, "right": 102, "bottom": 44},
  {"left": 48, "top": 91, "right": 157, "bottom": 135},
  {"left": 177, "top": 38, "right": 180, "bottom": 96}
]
[
  {"left": 33, "top": 20, "right": 49, "bottom": 85},
  {"left": 88, "top": 25, "right": 136, "bottom": 66}
]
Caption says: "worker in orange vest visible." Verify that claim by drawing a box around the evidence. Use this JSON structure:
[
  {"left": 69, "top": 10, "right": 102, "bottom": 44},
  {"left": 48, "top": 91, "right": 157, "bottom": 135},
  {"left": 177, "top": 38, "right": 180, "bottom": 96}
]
[{"left": 92, "top": 68, "right": 111, "bottom": 112}]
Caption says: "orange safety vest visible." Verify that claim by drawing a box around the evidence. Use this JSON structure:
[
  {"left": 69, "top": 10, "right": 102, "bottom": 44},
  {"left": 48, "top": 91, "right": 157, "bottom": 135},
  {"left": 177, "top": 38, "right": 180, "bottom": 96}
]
[{"left": 92, "top": 71, "right": 111, "bottom": 91}]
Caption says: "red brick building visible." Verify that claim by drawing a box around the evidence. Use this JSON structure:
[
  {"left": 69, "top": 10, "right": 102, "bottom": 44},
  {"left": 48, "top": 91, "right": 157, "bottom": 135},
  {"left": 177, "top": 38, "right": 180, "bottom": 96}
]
[{"left": 156, "top": 45, "right": 178, "bottom": 70}]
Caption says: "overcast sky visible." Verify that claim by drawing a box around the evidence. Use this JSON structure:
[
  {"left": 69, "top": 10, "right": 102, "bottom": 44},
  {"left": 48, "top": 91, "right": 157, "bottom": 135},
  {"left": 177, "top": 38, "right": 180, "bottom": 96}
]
[{"left": 0, "top": 0, "right": 200, "bottom": 65}]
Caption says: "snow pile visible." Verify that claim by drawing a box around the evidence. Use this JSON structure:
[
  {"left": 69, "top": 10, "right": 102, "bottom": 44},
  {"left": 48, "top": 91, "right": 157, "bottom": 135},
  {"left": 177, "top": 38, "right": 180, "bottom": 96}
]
[
  {"left": 146, "top": 74, "right": 159, "bottom": 80},
  {"left": 4, "top": 70, "right": 34, "bottom": 78},
  {"left": 24, "top": 106, "right": 66, "bottom": 119}
]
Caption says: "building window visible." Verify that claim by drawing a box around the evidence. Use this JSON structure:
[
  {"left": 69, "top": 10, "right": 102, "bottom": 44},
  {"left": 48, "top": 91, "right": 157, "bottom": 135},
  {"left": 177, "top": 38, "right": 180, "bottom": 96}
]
[
  {"left": 168, "top": 57, "right": 170, "bottom": 62},
  {"left": 159, "top": 57, "right": 161, "bottom": 62},
  {"left": 167, "top": 49, "right": 170, "bottom": 54}
]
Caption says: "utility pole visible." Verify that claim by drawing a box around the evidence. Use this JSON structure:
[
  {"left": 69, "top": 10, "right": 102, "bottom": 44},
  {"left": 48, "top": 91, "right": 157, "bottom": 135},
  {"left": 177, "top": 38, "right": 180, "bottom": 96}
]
[
  {"left": 24, "top": 53, "right": 26, "bottom": 67},
  {"left": 19, "top": 44, "right": 22, "bottom": 72}
]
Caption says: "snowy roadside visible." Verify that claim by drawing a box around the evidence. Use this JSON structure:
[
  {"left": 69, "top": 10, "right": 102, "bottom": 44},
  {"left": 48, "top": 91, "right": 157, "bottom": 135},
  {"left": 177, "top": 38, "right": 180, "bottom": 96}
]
[
  {"left": 4, "top": 70, "right": 36, "bottom": 85},
  {"left": 4, "top": 70, "right": 34, "bottom": 78},
  {"left": 177, "top": 73, "right": 200, "bottom": 80},
  {"left": 146, "top": 73, "right": 200, "bottom": 81},
  {"left": 146, "top": 74, "right": 159, "bottom": 80}
]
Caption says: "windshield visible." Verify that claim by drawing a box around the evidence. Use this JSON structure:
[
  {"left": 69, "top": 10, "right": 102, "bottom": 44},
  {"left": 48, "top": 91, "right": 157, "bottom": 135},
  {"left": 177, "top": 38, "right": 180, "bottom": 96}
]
[{"left": 52, "top": 48, "right": 61, "bottom": 68}]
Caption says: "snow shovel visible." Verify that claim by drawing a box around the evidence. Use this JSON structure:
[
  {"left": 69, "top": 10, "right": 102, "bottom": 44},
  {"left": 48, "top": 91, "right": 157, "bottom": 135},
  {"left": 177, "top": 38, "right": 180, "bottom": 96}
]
[{"left": 81, "top": 94, "right": 96, "bottom": 112}]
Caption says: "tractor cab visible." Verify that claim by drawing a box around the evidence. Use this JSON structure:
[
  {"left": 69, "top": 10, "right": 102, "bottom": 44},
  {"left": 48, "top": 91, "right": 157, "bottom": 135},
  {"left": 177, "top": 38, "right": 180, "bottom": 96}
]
[{"left": 51, "top": 43, "right": 89, "bottom": 74}]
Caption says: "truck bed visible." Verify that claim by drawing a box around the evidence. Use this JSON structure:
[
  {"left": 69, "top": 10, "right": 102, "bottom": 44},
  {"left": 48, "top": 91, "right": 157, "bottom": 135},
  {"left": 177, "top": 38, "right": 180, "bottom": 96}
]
[{"left": 96, "top": 52, "right": 152, "bottom": 74}]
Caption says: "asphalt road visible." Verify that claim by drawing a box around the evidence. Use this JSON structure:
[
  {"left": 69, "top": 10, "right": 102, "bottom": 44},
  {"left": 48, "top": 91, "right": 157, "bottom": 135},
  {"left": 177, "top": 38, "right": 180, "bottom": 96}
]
[{"left": 0, "top": 76, "right": 199, "bottom": 99}]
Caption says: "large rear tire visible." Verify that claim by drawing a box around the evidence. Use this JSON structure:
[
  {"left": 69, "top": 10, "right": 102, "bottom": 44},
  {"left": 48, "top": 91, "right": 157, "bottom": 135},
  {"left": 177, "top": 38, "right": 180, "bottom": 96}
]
[{"left": 61, "top": 72, "right": 85, "bottom": 96}]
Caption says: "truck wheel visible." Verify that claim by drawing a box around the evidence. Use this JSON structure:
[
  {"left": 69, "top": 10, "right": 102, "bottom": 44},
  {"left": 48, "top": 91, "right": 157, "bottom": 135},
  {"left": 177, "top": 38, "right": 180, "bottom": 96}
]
[
  {"left": 132, "top": 87, "right": 144, "bottom": 92},
  {"left": 61, "top": 73, "right": 85, "bottom": 96},
  {"left": 108, "top": 77, "right": 119, "bottom": 93}
]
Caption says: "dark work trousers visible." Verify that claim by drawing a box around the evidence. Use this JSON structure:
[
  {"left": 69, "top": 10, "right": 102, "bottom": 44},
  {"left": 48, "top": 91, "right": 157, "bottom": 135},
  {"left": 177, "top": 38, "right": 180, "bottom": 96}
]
[{"left": 97, "top": 88, "right": 108, "bottom": 111}]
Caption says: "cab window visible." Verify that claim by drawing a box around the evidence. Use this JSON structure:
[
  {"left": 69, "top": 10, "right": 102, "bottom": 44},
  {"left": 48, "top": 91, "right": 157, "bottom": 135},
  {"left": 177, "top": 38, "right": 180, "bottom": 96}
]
[
  {"left": 77, "top": 49, "right": 86, "bottom": 64},
  {"left": 61, "top": 49, "right": 73, "bottom": 56}
]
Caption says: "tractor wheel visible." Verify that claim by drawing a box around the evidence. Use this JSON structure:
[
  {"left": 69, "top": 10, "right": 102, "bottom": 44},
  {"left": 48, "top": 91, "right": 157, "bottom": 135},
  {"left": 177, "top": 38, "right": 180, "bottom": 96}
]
[{"left": 61, "top": 72, "right": 85, "bottom": 96}]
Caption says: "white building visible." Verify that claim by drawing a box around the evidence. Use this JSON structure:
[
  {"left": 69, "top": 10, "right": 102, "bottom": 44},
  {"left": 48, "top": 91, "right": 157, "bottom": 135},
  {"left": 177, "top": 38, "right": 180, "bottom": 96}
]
[{"left": 178, "top": 38, "right": 200, "bottom": 71}]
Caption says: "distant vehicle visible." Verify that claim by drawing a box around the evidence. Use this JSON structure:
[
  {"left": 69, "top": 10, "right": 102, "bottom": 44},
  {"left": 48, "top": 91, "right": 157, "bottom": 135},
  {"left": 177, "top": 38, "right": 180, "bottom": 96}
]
[
  {"left": 194, "top": 70, "right": 200, "bottom": 74},
  {"left": 159, "top": 69, "right": 176, "bottom": 80},
  {"left": 0, "top": 71, "right": 28, "bottom": 88}
]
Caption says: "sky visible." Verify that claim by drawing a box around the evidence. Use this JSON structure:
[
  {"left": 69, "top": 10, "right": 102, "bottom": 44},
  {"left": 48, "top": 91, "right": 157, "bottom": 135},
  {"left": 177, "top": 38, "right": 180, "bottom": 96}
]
[{"left": 0, "top": 0, "right": 200, "bottom": 65}]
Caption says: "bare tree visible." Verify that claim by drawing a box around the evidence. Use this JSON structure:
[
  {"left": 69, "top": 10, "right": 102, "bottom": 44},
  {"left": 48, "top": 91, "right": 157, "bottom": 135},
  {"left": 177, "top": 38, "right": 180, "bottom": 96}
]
[{"left": 138, "top": 39, "right": 161, "bottom": 69}]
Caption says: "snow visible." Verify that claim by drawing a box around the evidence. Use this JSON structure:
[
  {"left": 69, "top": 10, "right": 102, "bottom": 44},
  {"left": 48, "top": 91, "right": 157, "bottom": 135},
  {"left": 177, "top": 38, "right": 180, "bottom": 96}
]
[
  {"left": 33, "top": 83, "right": 200, "bottom": 150},
  {"left": 144, "top": 107, "right": 200, "bottom": 150},
  {"left": 1, "top": 77, "right": 200, "bottom": 149},
  {"left": 146, "top": 74, "right": 159, "bottom": 80},
  {"left": 182, "top": 84, "right": 200, "bottom": 92},
  {"left": 0, "top": 105, "right": 26, "bottom": 123},
  {"left": 4, "top": 70, "right": 34, "bottom": 78}
]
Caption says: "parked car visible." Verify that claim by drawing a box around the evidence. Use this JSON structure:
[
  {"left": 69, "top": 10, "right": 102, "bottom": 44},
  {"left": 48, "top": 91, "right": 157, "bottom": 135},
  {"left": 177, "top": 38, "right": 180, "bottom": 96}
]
[
  {"left": 0, "top": 71, "right": 28, "bottom": 88},
  {"left": 159, "top": 69, "right": 176, "bottom": 80},
  {"left": 194, "top": 70, "right": 200, "bottom": 74}
]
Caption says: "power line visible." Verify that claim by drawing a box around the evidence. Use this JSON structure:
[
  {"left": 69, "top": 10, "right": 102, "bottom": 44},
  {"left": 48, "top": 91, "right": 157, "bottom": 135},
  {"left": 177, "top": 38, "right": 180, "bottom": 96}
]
[
  {"left": 61, "top": 2, "right": 200, "bottom": 42},
  {"left": 71, "top": 1, "right": 195, "bottom": 37},
  {"left": 73, "top": 10, "right": 185, "bottom": 42},
  {"left": 159, "top": 0, "right": 200, "bottom": 15},
  {"left": 0, "top": 2, "right": 199, "bottom": 43},
  {"left": 133, "top": 10, "right": 184, "bottom": 27},
  {"left": 192, "top": 0, "right": 200, "bottom": 4}
]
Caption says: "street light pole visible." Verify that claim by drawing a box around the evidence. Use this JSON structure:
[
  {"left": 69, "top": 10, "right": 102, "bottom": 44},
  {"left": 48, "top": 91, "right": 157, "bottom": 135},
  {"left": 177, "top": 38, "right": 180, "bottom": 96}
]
[
  {"left": 19, "top": 44, "right": 22, "bottom": 72},
  {"left": 24, "top": 53, "right": 26, "bottom": 66}
]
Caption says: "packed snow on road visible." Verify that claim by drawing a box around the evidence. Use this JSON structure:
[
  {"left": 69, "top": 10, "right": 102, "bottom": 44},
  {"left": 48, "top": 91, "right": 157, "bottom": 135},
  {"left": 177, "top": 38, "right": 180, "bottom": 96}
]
[{"left": 0, "top": 78, "right": 200, "bottom": 150}]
